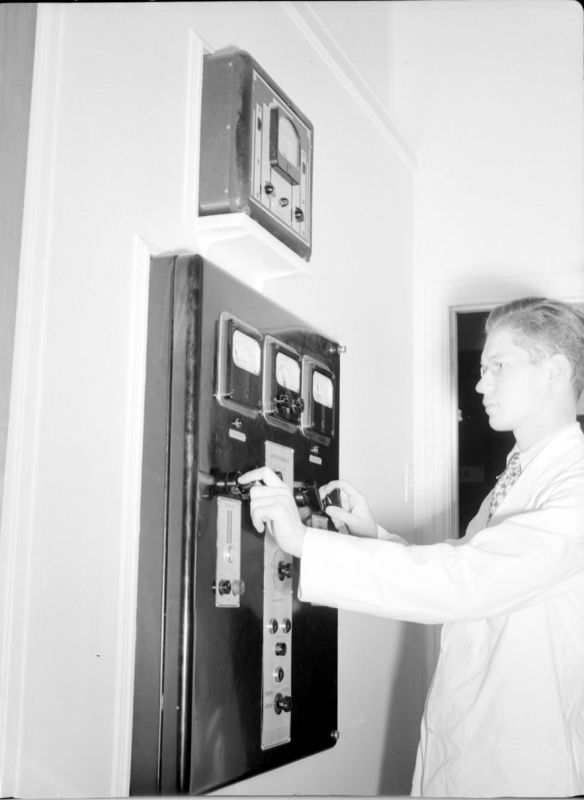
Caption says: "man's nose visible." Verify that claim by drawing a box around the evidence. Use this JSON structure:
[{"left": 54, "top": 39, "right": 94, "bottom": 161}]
[{"left": 475, "top": 373, "right": 486, "bottom": 394}]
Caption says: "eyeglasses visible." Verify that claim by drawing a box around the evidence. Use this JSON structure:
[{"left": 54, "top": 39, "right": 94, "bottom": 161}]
[{"left": 479, "top": 357, "right": 539, "bottom": 379}]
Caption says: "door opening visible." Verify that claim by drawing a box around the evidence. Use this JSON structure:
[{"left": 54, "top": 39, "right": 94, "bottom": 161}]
[
  {"left": 456, "top": 308, "right": 584, "bottom": 536},
  {"left": 456, "top": 311, "right": 513, "bottom": 536}
]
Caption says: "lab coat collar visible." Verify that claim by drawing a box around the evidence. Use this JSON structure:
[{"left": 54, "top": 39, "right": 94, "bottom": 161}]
[{"left": 510, "top": 421, "right": 582, "bottom": 473}]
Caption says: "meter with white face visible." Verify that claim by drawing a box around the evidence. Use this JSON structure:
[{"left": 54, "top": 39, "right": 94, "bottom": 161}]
[
  {"left": 264, "top": 338, "right": 304, "bottom": 430},
  {"left": 270, "top": 107, "right": 301, "bottom": 186},
  {"left": 216, "top": 313, "right": 263, "bottom": 416},
  {"left": 232, "top": 329, "right": 261, "bottom": 376},
  {"left": 302, "top": 358, "right": 335, "bottom": 443},
  {"left": 275, "top": 352, "right": 300, "bottom": 393}
]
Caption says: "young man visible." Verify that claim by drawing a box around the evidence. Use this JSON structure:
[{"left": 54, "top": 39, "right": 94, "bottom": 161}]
[{"left": 239, "top": 297, "right": 584, "bottom": 798}]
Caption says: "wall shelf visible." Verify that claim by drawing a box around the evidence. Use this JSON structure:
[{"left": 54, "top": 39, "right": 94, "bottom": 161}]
[{"left": 194, "top": 213, "right": 311, "bottom": 288}]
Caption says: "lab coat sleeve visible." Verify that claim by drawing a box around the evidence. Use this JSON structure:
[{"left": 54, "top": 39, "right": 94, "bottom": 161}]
[
  {"left": 299, "top": 469, "right": 584, "bottom": 624},
  {"left": 376, "top": 524, "right": 409, "bottom": 544}
]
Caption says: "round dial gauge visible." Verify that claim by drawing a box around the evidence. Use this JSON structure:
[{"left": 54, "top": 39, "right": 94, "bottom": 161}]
[
  {"left": 232, "top": 329, "right": 261, "bottom": 375},
  {"left": 278, "top": 115, "right": 300, "bottom": 169},
  {"left": 312, "top": 371, "right": 333, "bottom": 408},
  {"left": 275, "top": 352, "right": 300, "bottom": 392}
]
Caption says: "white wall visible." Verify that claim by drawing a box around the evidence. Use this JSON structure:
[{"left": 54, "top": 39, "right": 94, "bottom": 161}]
[
  {"left": 392, "top": 0, "right": 584, "bottom": 566},
  {"left": 394, "top": 0, "right": 584, "bottom": 282},
  {"left": 0, "top": 2, "right": 417, "bottom": 798}
]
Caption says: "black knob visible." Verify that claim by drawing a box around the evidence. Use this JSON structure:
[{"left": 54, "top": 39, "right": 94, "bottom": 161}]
[
  {"left": 274, "top": 393, "right": 292, "bottom": 410},
  {"left": 275, "top": 642, "right": 287, "bottom": 656},
  {"left": 264, "top": 182, "right": 275, "bottom": 195},
  {"left": 275, "top": 693, "right": 292, "bottom": 714},
  {"left": 294, "top": 207, "right": 304, "bottom": 222},
  {"left": 292, "top": 397, "right": 305, "bottom": 413},
  {"left": 278, "top": 560, "right": 292, "bottom": 581},
  {"left": 218, "top": 580, "right": 232, "bottom": 596}
]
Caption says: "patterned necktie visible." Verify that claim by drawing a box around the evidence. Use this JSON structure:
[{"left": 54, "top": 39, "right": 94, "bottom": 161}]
[{"left": 487, "top": 452, "right": 522, "bottom": 522}]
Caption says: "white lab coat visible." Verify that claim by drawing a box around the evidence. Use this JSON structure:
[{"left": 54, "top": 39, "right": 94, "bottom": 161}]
[{"left": 299, "top": 423, "right": 584, "bottom": 797}]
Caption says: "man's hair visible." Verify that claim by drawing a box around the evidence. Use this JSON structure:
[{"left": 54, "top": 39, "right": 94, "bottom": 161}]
[{"left": 486, "top": 297, "right": 584, "bottom": 398}]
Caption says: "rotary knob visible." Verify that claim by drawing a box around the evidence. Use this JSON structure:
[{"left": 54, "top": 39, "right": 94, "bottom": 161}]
[
  {"left": 277, "top": 560, "right": 292, "bottom": 581},
  {"left": 274, "top": 693, "right": 292, "bottom": 714}
]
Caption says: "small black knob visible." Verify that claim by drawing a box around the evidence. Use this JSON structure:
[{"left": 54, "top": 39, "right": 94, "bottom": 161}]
[
  {"left": 274, "top": 393, "right": 292, "bottom": 410},
  {"left": 275, "top": 693, "right": 292, "bottom": 714},
  {"left": 278, "top": 561, "right": 292, "bottom": 581},
  {"left": 264, "top": 182, "right": 275, "bottom": 195},
  {"left": 292, "top": 397, "right": 305, "bottom": 413},
  {"left": 218, "top": 580, "right": 232, "bottom": 596},
  {"left": 294, "top": 207, "right": 304, "bottom": 222},
  {"left": 275, "top": 642, "right": 287, "bottom": 657}
]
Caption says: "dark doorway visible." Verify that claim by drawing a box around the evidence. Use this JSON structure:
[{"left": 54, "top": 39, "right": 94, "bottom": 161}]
[
  {"left": 456, "top": 311, "right": 514, "bottom": 536},
  {"left": 457, "top": 307, "right": 584, "bottom": 536}
]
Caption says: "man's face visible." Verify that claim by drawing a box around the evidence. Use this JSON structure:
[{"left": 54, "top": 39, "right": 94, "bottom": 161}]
[{"left": 476, "top": 326, "right": 552, "bottom": 440}]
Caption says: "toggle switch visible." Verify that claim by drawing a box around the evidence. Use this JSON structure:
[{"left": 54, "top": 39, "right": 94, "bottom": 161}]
[{"left": 210, "top": 469, "right": 258, "bottom": 501}]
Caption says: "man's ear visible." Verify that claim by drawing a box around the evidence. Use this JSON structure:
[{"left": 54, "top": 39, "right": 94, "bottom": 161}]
[{"left": 548, "top": 353, "right": 572, "bottom": 384}]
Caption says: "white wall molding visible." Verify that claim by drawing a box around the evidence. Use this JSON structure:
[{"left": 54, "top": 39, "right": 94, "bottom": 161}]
[
  {"left": 109, "top": 234, "right": 161, "bottom": 796},
  {"left": 0, "top": 7, "right": 64, "bottom": 794},
  {"left": 281, "top": 0, "right": 418, "bottom": 170}
]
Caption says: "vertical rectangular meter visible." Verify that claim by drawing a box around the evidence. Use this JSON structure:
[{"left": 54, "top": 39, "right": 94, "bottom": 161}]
[{"left": 199, "top": 48, "right": 313, "bottom": 260}]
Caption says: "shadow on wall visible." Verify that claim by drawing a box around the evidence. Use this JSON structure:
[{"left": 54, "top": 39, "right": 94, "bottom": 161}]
[{"left": 377, "top": 621, "right": 428, "bottom": 795}]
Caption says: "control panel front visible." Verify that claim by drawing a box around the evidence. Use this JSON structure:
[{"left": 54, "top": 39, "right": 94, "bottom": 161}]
[{"left": 131, "top": 254, "right": 339, "bottom": 795}]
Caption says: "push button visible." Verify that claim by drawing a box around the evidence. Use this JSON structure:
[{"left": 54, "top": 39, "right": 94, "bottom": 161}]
[
  {"left": 273, "top": 667, "right": 285, "bottom": 683},
  {"left": 267, "top": 618, "right": 279, "bottom": 634}
]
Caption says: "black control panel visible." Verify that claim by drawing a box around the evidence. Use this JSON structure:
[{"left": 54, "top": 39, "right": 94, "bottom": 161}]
[{"left": 131, "top": 254, "right": 338, "bottom": 794}]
